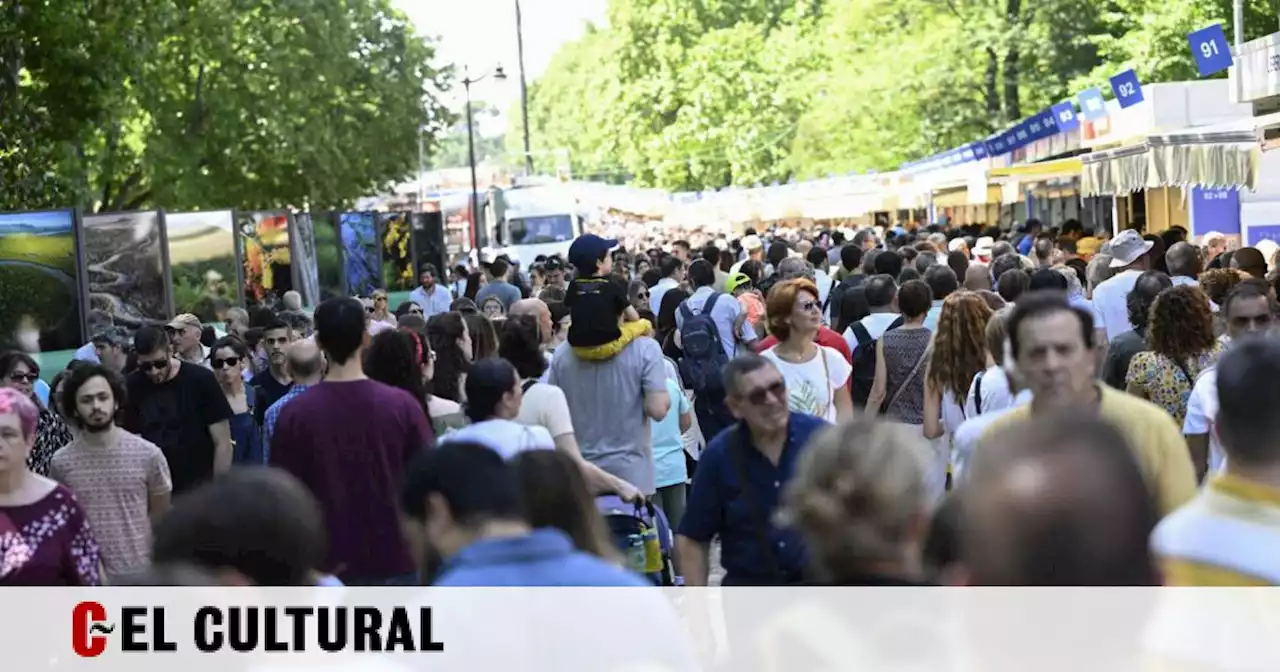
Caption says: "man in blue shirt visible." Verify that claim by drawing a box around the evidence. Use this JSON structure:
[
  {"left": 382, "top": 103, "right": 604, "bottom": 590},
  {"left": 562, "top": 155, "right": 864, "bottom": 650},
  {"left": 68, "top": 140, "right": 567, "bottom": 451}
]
[
  {"left": 400, "top": 442, "right": 647, "bottom": 587},
  {"left": 474, "top": 257, "right": 523, "bottom": 312},
  {"left": 677, "top": 354, "right": 827, "bottom": 586}
]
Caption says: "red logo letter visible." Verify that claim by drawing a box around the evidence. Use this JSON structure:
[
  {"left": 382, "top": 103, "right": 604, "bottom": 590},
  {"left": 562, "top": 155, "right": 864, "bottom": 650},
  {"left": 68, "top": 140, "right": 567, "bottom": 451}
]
[{"left": 72, "top": 601, "right": 111, "bottom": 658}]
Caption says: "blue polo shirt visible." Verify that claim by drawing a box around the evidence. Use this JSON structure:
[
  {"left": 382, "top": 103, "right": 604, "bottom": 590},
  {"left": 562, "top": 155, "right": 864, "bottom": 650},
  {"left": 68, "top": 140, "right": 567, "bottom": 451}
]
[
  {"left": 677, "top": 412, "right": 827, "bottom": 585},
  {"left": 434, "top": 528, "right": 650, "bottom": 587}
]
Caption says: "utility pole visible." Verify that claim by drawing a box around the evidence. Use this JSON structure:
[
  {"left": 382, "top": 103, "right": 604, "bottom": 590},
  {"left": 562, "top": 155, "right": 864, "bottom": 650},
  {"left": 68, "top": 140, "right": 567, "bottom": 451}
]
[{"left": 515, "top": 0, "right": 534, "bottom": 176}]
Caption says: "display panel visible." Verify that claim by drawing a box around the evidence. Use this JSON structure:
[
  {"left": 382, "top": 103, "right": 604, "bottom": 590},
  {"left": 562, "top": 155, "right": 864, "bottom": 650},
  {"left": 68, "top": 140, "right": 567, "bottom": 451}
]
[
  {"left": 379, "top": 212, "right": 414, "bottom": 291},
  {"left": 312, "top": 212, "right": 346, "bottom": 300},
  {"left": 0, "top": 210, "right": 83, "bottom": 352},
  {"left": 82, "top": 211, "right": 170, "bottom": 328},
  {"left": 165, "top": 210, "right": 239, "bottom": 323},
  {"left": 237, "top": 211, "right": 293, "bottom": 310},
  {"left": 292, "top": 213, "right": 321, "bottom": 307},
  {"left": 339, "top": 212, "right": 380, "bottom": 297}
]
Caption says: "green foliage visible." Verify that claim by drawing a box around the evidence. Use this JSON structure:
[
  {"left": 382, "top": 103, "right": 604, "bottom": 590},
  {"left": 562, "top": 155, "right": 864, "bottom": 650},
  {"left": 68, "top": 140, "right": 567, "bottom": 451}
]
[
  {"left": 521, "top": 0, "right": 1278, "bottom": 192},
  {"left": 0, "top": 0, "right": 453, "bottom": 213}
]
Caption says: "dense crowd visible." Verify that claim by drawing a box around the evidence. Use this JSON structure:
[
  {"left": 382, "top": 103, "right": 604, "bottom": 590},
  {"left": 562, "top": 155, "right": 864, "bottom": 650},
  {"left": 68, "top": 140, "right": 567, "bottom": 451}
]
[{"left": 1, "top": 217, "right": 1278, "bottom": 593}]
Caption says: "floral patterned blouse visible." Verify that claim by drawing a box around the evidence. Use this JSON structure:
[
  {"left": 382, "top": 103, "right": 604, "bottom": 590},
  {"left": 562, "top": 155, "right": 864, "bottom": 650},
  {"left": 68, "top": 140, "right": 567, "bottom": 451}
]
[
  {"left": 27, "top": 407, "right": 73, "bottom": 477},
  {"left": 1125, "top": 342, "right": 1225, "bottom": 426},
  {"left": 0, "top": 484, "right": 101, "bottom": 585}
]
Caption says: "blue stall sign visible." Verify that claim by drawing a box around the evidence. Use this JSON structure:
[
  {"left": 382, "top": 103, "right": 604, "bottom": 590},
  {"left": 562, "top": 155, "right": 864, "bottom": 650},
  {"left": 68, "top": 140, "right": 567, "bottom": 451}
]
[
  {"left": 1079, "top": 88, "right": 1108, "bottom": 121},
  {"left": 1110, "top": 69, "right": 1145, "bottom": 108},
  {"left": 1188, "top": 24, "right": 1234, "bottom": 77},
  {"left": 1248, "top": 225, "right": 1280, "bottom": 246},
  {"left": 1051, "top": 101, "right": 1080, "bottom": 131},
  {"left": 1190, "top": 186, "right": 1241, "bottom": 237}
]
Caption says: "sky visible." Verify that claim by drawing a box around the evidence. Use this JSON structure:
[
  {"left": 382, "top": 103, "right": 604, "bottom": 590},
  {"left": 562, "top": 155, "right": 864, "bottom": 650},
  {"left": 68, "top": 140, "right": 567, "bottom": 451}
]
[{"left": 393, "top": 0, "right": 608, "bottom": 136}]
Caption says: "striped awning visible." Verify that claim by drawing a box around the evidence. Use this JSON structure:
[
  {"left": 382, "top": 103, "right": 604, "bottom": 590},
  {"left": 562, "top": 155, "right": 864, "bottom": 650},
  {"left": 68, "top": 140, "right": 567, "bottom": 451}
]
[{"left": 1081, "top": 131, "right": 1260, "bottom": 197}]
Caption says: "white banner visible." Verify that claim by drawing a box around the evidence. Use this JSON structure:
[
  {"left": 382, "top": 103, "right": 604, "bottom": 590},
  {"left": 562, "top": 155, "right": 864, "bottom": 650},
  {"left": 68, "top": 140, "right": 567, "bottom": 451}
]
[{"left": 5, "top": 588, "right": 1280, "bottom": 671}]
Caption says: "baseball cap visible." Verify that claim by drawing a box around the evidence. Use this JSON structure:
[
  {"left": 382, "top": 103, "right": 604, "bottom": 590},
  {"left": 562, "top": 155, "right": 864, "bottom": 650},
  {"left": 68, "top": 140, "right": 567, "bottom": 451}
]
[
  {"left": 741, "top": 234, "right": 764, "bottom": 252},
  {"left": 167, "top": 313, "right": 201, "bottom": 330},
  {"left": 567, "top": 234, "right": 618, "bottom": 271}
]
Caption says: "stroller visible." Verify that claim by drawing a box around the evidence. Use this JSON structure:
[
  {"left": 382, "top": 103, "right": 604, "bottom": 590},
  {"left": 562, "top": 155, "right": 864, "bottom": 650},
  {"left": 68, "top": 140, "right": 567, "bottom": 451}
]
[{"left": 596, "top": 495, "right": 680, "bottom": 586}]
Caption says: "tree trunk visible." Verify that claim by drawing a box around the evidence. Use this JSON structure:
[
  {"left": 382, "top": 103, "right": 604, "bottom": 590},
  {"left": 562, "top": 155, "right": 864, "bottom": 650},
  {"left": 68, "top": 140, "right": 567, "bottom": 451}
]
[
  {"left": 1002, "top": 0, "right": 1021, "bottom": 121},
  {"left": 985, "top": 47, "right": 1000, "bottom": 124}
]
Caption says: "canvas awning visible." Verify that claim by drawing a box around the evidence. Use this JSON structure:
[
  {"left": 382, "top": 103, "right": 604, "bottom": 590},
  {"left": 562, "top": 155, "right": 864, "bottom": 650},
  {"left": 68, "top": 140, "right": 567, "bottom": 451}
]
[
  {"left": 988, "top": 157, "right": 1083, "bottom": 181},
  {"left": 1080, "top": 129, "right": 1260, "bottom": 197}
]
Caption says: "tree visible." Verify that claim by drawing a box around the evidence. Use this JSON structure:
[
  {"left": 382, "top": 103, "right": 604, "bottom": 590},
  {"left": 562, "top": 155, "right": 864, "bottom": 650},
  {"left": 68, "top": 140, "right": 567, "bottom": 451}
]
[{"left": 0, "top": 0, "right": 453, "bottom": 213}]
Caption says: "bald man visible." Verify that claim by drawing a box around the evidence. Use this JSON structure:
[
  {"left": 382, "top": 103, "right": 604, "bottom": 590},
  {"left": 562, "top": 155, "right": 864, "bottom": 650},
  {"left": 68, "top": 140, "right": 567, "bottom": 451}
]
[
  {"left": 510, "top": 298, "right": 553, "bottom": 347},
  {"left": 264, "top": 340, "right": 325, "bottom": 451},
  {"left": 961, "top": 412, "right": 1160, "bottom": 586},
  {"left": 964, "top": 263, "right": 993, "bottom": 292}
]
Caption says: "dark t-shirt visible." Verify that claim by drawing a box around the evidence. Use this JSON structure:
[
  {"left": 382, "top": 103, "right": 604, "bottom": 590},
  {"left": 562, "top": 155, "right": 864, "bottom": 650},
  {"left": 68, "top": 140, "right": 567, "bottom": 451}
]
[
  {"left": 123, "top": 362, "right": 234, "bottom": 494},
  {"left": 269, "top": 379, "right": 434, "bottom": 581},
  {"left": 566, "top": 275, "right": 629, "bottom": 347},
  {"left": 249, "top": 370, "right": 292, "bottom": 425}
]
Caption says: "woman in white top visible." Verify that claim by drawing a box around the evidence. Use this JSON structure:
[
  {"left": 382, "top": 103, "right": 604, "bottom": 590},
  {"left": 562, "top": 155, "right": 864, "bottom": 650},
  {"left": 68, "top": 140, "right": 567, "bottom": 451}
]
[
  {"left": 922, "top": 292, "right": 993, "bottom": 502},
  {"left": 439, "top": 358, "right": 555, "bottom": 460},
  {"left": 496, "top": 315, "right": 643, "bottom": 502},
  {"left": 923, "top": 292, "right": 994, "bottom": 440},
  {"left": 760, "top": 278, "right": 852, "bottom": 423}
]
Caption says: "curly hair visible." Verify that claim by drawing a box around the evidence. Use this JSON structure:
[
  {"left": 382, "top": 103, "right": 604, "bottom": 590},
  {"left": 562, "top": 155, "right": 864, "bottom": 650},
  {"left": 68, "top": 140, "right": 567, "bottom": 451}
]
[
  {"left": 926, "top": 291, "right": 994, "bottom": 399},
  {"left": 1146, "top": 285, "right": 1217, "bottom": 366},
  {"left": 765, "top": 278, "right": 819, "bottom": 342},
  {"left": 1198, "top": 268, "right": 1251, "bottom": 307}
]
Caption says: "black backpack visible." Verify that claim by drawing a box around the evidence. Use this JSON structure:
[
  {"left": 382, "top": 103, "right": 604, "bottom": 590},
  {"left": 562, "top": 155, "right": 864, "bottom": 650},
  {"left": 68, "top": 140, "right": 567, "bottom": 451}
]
[
  {"left": 848, "top": 316, "right": 904, "bottom": 410},
  {"left": 677, "top": 293, "right": 730, "bottom": 396}
]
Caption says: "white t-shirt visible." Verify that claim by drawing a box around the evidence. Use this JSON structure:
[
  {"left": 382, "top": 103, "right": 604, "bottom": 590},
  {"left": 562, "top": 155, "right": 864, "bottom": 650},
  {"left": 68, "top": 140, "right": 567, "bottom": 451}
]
[
  {"left": 963, "top": 365, "right": 1018, "bottom": 418},
  {"left": 761, "top": 345, "right": 851, "bottom": 423},
  {"left": 440, "top": 419, "right": 555, "bottom": 460},
  {"left": 1090, "top": 269, "right": 1143, "bottom": 341},
  {"left": 515, "top": 381, "right": 575, "bottom": 439},
  {"left": 1183, "top": 367, "right": 1226, "bottom": 474}
]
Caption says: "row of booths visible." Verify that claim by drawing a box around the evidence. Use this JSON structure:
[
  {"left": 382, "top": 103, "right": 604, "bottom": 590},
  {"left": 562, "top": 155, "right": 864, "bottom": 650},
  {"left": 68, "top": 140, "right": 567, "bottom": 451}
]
[{"left": 663, "top": 73, "right": 1280, "bottom": 244}]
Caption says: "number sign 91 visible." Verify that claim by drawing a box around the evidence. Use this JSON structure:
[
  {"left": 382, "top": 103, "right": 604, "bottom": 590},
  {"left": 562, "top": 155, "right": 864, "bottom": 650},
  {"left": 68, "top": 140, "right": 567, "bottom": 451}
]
[{"left": 1188, "top": 24, "right": 1234, "bottom": 77}]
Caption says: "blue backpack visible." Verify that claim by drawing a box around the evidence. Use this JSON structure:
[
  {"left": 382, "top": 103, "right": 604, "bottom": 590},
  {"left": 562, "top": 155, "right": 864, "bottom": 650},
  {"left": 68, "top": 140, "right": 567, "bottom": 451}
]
[{"left": 677, "top": 293, "right": 729, "bottom": 396}]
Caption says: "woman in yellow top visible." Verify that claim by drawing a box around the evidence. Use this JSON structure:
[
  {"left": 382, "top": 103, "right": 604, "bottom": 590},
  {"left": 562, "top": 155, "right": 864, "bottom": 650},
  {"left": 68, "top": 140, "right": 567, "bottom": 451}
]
[{"left": 1125, "top": 285, "right": 1224, "bottom": 426}]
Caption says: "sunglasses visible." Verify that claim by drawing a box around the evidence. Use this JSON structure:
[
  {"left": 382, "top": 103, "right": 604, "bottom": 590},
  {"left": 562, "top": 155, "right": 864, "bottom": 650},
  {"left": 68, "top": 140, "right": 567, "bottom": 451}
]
[
  {"left": 8, "top": 372, "right": 38, "bottom": 384},
  {"left": 366, "top": 306, "right": 375, "bottom": 314},
  {"left": 210, "top": 356, "right": 241, "bottom": 370},
  {"left": 137, "top": 360, "right": 169, "bottom": 372},
  {"left": 739, "top": 380, "right": 786, "bottom": 406},
  {"left": 798, "top": 300, "right": 821, "bottom": 313}
]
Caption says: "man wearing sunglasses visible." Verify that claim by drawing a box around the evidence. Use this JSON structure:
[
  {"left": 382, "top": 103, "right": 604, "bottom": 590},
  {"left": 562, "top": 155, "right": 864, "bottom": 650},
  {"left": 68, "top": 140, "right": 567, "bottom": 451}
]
[
  {"left": 677, "top": 354, "right": 824, "bottom": 588},
  {"left": 122, "top": 326, "right": 235, "bottom": 495},
  {"left": 165, "top": 313, "right": 209, "bottom": 366}
]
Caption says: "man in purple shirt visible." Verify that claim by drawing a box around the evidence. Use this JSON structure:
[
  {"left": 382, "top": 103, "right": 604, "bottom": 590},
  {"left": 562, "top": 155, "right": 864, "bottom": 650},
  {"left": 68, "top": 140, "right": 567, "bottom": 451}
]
[{"left": 270, "top": 297, "right": 434, "bottom": 585}]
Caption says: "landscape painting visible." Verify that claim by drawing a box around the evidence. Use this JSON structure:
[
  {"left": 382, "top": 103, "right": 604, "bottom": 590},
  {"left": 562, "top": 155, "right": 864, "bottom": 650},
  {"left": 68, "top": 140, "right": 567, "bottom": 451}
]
[
  {"left": 237, "top": 211, "right": 293, "bottom": 310},
  {"left": 292, "top": 213, "right": 321, "bottom": 307},
  {"left": 339, "top": 212, "right": 379, "bottom": 297},
  {"left": 166, "top": 210, "right": 239, "bottom": 323},
  {"left": 0, "top": 210, "right": 83, "bottom": 352},
  {"left": 378, "top": 211, "right": 414, "bottom": 291},
  {"left": 82, "top": 211, "right": 170, "bottom": 328},
  {"left": 312, "top": 212, "right": 346, "bottom": 300}
]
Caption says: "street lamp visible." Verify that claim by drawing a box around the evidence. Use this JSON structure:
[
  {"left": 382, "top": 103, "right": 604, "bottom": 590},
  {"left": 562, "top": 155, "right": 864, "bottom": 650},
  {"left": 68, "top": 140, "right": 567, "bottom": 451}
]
[{"left": 463, "top": 64, "right": 506, "bottom": 252}]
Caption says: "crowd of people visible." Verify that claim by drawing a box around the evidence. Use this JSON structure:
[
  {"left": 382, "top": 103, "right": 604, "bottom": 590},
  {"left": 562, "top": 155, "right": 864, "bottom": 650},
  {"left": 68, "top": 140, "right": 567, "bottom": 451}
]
[{"left": 2, "top": 217, "right": 1278, "bottom": 593}]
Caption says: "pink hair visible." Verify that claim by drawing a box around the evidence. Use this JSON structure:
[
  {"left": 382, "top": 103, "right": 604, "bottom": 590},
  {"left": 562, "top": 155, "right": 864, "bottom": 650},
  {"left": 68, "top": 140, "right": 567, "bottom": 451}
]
[{"left": 0, "top": 387, "right": 39, "bottom": 440}]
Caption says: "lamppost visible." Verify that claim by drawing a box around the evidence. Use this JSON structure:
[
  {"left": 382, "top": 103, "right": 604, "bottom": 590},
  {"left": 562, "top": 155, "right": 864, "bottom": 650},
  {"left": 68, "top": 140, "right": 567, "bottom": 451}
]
[
  {"left": 514, "top": 0, "right": 534, "bottom": 176},
  {"left": 463, "top": 65, "right": 506, "bottom": 252}
]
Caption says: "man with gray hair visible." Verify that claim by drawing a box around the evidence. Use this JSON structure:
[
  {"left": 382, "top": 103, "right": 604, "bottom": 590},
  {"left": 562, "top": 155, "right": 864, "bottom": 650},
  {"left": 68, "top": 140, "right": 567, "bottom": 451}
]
[
  {"left": 1165, "top": 242, "right": 1202, "bottom": 287},
  {"left": 263, "top": 339, "right": 325, "bottom": 452},
  {"left": 281, "top": 290, "right": 303, "bottom": 312}
]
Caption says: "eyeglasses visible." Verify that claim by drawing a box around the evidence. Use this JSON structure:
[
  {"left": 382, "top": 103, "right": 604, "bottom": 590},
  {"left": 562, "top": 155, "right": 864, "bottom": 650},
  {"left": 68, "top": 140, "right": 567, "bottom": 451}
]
[
  {"left": 638, "top": 292, "right": 649, "bottom": 300},
  {"left": 137, "top": 360, "right": 169, "bottom": 372},
  {"left": 210, "top": 356, "right": 241, "bottom": 370},
  {"left": 8, "top": 372, "right": 38, "bottom": 384},
  {"left": 410, "top": 307, "right": 424, "bottom": 315},
  {"left": 738, "top": 380, "right": 786, "bottom": 406},
  {"left": 798, "top": 300, "right": 821, "bottom": 313},
  {"left": 375, "top": 296, "right": 388, "bottom": 302}
]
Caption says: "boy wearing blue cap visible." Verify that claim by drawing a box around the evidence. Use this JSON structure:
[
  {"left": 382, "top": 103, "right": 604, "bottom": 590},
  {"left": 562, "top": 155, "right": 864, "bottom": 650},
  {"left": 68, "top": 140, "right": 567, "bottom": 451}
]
[{"left": 565, "top": 234, "right": 651, "bottom": 359}]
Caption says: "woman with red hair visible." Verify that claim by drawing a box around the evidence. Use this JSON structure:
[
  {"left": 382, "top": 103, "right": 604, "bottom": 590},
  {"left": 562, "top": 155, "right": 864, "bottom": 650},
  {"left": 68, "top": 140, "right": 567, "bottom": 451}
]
[{"left": 760, "top": 279, "right": 853, "bottom": 423}]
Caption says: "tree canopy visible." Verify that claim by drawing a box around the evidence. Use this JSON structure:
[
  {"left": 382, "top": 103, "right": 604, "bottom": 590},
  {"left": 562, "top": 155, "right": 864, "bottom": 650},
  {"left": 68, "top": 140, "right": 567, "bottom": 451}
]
[
  {"left": 519, "top": 0, "right": 1276, "bottom": 191},
  {"left": 0, "top": 0, "right": 452, "bottom": 213}
]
